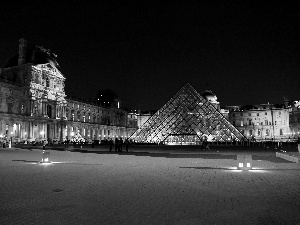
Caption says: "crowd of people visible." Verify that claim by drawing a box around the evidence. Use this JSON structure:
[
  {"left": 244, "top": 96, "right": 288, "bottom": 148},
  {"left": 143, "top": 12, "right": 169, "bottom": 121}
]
[{"left": 109, "top": 138, "right": 130, "bottom": 152}]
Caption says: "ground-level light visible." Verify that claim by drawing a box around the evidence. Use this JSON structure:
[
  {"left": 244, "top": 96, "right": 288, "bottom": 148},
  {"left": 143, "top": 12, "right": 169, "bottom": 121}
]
[
  {"left": 237, "top": 155, "right": 252, "bottom": 170},
  {"left": 41, "top": 150, "right": 51, "bottom": 163}
]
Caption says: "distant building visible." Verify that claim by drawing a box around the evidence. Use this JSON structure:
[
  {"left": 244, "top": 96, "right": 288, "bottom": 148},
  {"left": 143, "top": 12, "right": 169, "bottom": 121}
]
[
  {"left": 288, "top": 100, "right": 300, "bottom": 139},
  {"left": 0, "top": 39, "right": 137, "bottom": 144},
  {"left": 136, "top": 110, "right": 156, "bottom": 128},
  {"left": 226, "top": 104, "right": 291, "bottom": 141},
  {"left": 127, "top": 112, "right": 138, "bottom": 130}
]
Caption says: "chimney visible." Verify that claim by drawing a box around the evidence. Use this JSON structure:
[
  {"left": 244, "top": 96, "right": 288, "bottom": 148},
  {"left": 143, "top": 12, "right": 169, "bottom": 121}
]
[
  {"left": 284, "top": 97, "right": 289, "bottom": 108},
  {"left": 18, "top": 38, "right": 27, "bottom": 65}
]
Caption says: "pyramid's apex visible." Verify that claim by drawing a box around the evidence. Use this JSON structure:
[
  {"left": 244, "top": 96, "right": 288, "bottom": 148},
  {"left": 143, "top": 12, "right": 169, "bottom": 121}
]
[
  {"left": 184, "top": 82, "right": 192, "bottom": 87},
  {"left": 180, "top": 83, "right": 196, "bottom": 90}
]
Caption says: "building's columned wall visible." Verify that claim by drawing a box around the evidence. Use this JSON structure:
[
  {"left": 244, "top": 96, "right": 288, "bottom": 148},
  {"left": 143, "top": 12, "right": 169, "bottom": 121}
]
[
  {"left": 289, "top": 102, "right": 300, "bottom": 138},
  {"left": 64, "top": 98, "right": 137, "bottom": 142},
  {"left": 0, "top": 40, "right": 137, "bottom": 143},
  {"left": 227, "top": 107, "right": 293, "bottom": 141}
]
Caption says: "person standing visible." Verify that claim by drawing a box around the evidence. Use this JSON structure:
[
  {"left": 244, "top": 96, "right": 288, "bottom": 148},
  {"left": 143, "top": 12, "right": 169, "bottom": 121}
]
[
  {"left": 201, "top": 136, "right": 207, "bottom": 151},
  {"left": 109, "top": 138, "right": 113, "bottom": 152},
  {"left": 119, "top": 138, "right": 123, "bottom": 152},
  {"left": 115, "top": 138, "right": 118, "bottom": 152},
  {"left": 125, "top": 138, "right": 130, "bottom": 152}
]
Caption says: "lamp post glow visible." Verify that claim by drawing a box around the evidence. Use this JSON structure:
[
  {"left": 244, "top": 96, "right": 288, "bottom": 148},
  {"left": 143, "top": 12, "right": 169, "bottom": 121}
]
[{"left": 9, "top": 131, "right": 13, "bottom": 148}]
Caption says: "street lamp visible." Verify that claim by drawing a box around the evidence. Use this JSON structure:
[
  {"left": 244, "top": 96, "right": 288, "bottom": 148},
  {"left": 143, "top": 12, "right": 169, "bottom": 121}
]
[{"left": 71, "top": 132, "right": 74, "bottom": 143}]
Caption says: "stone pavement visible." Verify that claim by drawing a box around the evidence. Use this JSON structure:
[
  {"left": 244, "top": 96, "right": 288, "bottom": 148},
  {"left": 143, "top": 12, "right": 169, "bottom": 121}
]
[{"left": 1, "top": 147, "right": 300, "bottom": 225}]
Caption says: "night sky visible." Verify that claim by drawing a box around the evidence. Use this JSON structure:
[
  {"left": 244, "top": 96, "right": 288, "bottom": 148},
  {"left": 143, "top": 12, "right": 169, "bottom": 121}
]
[{"left": 1, "top": 2, "right": 300, "bottom": 111}]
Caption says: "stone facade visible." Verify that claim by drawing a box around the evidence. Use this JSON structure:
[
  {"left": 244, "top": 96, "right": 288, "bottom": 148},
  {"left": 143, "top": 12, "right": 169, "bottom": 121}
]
[
  {"left": 0, "top": 39, "right": 137, "bottom": 144},
  {"left": 289, "top": 100, "right": 300, "bottom": 139},
  {"left": 226, "top": 105, "right": 291, "bottom": 141}
]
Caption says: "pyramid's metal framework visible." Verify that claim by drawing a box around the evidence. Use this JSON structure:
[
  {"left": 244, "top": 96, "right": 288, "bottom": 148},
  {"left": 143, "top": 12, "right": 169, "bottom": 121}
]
[{"left": 131, "top": 83, "right": 246, "bottom": 144}]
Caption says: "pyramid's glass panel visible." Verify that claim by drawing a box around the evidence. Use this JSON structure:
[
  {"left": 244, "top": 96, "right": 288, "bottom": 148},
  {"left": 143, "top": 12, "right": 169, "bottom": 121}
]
[{"left": 131, "top": 83, "right": 246, "bottom": 144}]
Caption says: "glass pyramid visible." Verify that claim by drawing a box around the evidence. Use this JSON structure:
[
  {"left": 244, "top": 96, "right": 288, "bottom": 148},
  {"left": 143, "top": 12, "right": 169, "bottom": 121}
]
[{"left": 131, "top": 83, "right": 246, "bottom": 145}]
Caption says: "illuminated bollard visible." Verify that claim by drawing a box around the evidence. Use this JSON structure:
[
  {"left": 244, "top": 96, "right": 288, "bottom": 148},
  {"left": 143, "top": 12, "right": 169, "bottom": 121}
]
[
  {"left": 237, "top": 155, "right": 252, "bottom": 170},
  {"left": 41, "top": 150, "right": 51, "bottom": 163}
]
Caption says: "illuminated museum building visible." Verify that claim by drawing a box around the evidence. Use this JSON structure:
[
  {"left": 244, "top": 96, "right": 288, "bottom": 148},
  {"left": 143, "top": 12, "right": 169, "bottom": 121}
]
[
  {"left": 226, "top": 101, "right": 300, "bottom": 141},
  {"left": 0, "top": 39, "right": 137, "bottom": 143}
]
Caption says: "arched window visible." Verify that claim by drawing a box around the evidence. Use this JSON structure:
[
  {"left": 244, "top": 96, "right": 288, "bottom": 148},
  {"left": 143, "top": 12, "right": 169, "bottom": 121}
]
[
  {"left": 77, "top": 111, "right": 81, "bottom": 122},
  {"left": 280, "top": 129, "right": 283, "bottom": 136},
  {"left": 249, "top": 130, "right": 253, "bottom": 136},
  {"left": 46, "top": 77, "right": 50, "bottom": 87},
  {"left": 35, "top": 75, "right": 39, "bottom": 84},
  {"left": 266, "top": 129, "right": 270, "bottom": 136},
  {"left": 65, "top": 108, "right": 69, "bottom": 120},
  {"left": 47, "top": 105, "right": 52, "bottom": 118}
]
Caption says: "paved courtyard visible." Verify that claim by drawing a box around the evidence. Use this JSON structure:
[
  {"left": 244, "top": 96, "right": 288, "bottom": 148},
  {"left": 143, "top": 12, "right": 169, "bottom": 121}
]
[{"left": 1, "top": 146, "right": 300, "bottom": 225}]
